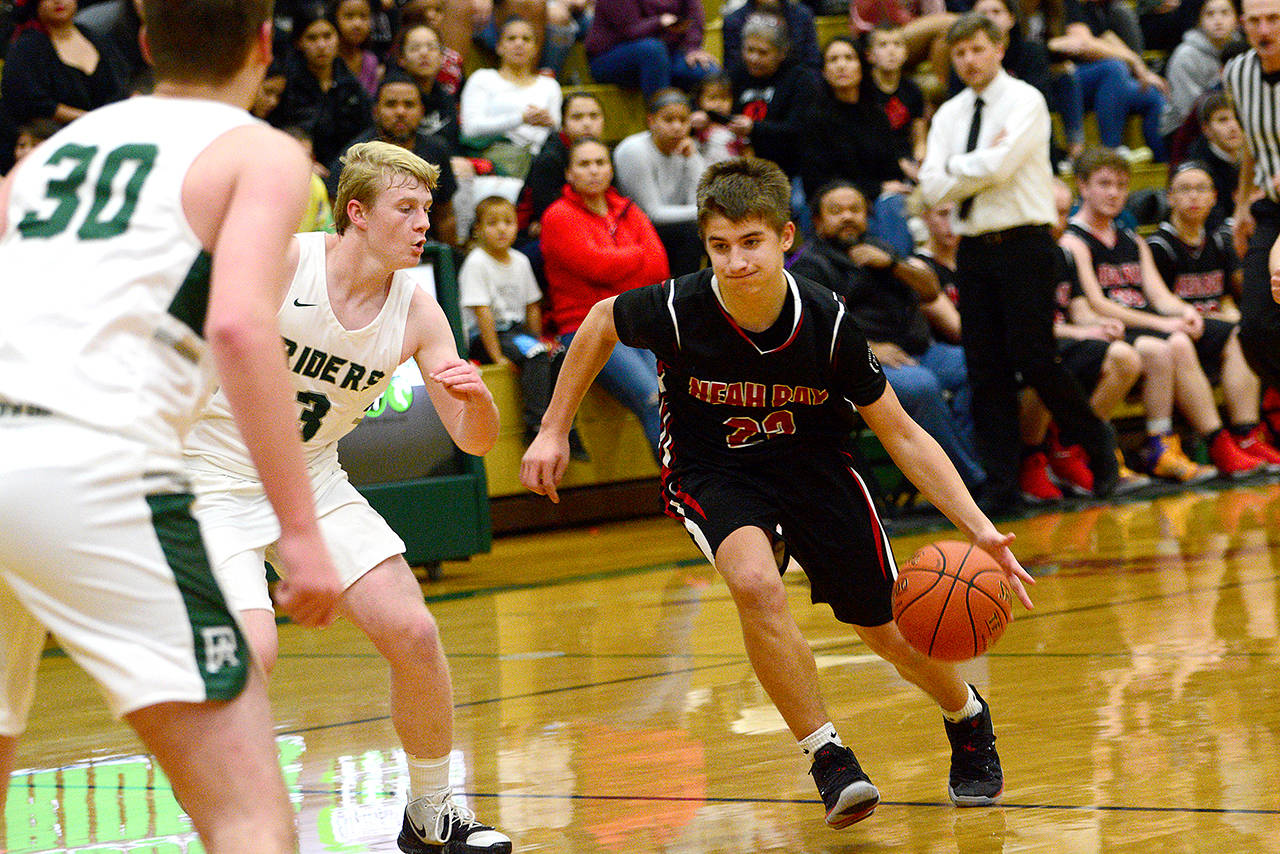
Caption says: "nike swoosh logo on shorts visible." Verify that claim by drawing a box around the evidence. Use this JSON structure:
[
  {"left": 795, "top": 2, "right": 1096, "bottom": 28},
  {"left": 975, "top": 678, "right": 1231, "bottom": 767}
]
[{"left": 293, "top": 298, "right": 317, "bottom": 307}]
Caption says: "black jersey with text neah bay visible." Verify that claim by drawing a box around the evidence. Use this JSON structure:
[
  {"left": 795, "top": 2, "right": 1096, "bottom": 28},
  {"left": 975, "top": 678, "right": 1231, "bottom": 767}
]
[{"left": 613, "top": 268, "right": 887, "bottom": 467}]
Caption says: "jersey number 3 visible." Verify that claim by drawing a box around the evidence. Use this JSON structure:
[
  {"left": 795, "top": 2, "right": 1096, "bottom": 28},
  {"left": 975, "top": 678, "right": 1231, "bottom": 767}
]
[{"left": 17, "top": 143, "right": 158, "bottom": 240}]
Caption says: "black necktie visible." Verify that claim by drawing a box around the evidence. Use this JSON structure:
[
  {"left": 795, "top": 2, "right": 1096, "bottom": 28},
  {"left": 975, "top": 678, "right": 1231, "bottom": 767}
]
[{"left": 957, "top": 96, "right": 984, "bottom": 220}]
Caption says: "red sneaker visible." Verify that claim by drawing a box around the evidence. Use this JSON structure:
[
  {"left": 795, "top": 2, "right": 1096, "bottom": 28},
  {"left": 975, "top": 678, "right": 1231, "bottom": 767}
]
[
  {"left": 1236, "top": 425, "right": 1280, "bottom": 470},
  {"left": 1264, "top": 387, "right": 1280, "bottom": 437},
  {"left": 1046, "top": 431, "right": 1094, "bottom": 495},
  {"left": 1209, "top": 429, "right": 1266, "bottom": 478},
  {"left": 1020, "top": 451, "right": 1063, "bottom": 503}
]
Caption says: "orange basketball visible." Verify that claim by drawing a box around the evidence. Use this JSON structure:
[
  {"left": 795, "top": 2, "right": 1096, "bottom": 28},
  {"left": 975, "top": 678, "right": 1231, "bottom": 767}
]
[{"left": 892, "top": 540, "right": 1013, "bottom": 662}]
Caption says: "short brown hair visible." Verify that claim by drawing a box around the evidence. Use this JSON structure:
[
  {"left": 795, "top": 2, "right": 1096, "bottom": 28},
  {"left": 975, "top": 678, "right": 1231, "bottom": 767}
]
[
  {"left": 333, "top": 140, "right": 441, "bottom": 234},
  {"left": 946, "top": 11, "right": 1008, "bottom": 46},
  {"left": 696, "top": 157, "right": 791, "bottom": 236},
  {"left": 143, "top": 0, "right": 272, "bottom": 84},
  {"left": 1073, "top": 147, "right": 1130, "bottom": 182}
]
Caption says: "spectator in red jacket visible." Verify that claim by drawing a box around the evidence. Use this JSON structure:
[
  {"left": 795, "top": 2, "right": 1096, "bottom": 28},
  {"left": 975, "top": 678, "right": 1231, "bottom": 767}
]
[{"left": 541, "top": 137, "right": 671, "bottom": 458}]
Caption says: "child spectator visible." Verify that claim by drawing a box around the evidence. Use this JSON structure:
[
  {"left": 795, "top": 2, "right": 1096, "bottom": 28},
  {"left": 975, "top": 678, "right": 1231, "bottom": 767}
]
[
  {"left": 282, "top": 125, "right": 338, "bottom": 234},
  {"left": 389, "top": 23, "right": 462, "bottom": 146},
  {"left": 461, "top": 196, "right": 588, "bottom": 457},
  {"left": 330, "top": 0, "right": 382, "bottom": 97},
  {"left": 10, "top": 118, "right": 58, "bottom": 170},
  {"left": 398, "top": 0, "right": 466, "bottom": 95},
  {"left": 272, "top": 2, "right": 373, "bottom": 165},
  {"left": 1147, "top": 162, "right": 1280, "bottom": 464},
  {"left": 690, "top": 73, "right": 744, "bottom": 164},
  {"left": 729, "top": 13, "right": 816, "bottom": 180},
  {"left": 852, "top": 0, "right": 957, "bottom": 76},
  {"left": 585, "top": 0, "right": 719, "bottom": 96},
  {"left": 613, "top": 88, "right": 706, "bottom": 276},
  {"left": 459, "top": 16, "right": 561, "bottom": 179},
  {"left": 251, "top": 61, "right": 289, "bottom": 120},
  {"left": 1062, "top": 148, "right": 1267, "bottom": 480},
  {"left": 1185, "top": 91, "right": 1244, "bottom": 232},
  {"left": 1160, "top": 0, "right": 1240, "bottom": 142},
  {"left": 863, "top": 23, "right": 928, "bottom": 181}
]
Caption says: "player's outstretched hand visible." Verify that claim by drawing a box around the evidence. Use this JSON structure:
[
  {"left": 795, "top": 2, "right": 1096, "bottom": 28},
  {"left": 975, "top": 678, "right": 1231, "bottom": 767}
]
[
  {"left": 272, "top": 532, "right": 343, "bottom": 628},
  {"left": 973, "top": 529, "right": 1035, "bottom": 611},
  {"left": 430, "top": 358, "right": 492, "bottom": 403},
  {"left": 521, "top": 429, "right": 570, "bottom": 503}
]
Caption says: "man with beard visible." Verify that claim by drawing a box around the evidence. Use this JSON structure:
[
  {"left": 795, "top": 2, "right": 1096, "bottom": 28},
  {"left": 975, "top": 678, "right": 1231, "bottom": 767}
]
[
  {"left": 328, "top": 72, "right": 458, "bottom": 245},
  {"left": 791, "top": 180, "right": 985, "bottom": 492}
]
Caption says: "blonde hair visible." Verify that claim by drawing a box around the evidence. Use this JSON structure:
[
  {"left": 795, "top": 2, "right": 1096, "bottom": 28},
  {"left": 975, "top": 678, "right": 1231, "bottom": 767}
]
[{"left": 333, "top": 141, "right": 441, "bottom": 234}]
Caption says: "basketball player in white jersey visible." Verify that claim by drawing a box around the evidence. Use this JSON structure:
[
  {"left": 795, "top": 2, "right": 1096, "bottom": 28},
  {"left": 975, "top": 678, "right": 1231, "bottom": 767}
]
[
  {"left": 184, "top": 140, "right": 508, "bottom": 854},
  {"left": 0, "top": 1, "right": 346, "bottom": 852}
]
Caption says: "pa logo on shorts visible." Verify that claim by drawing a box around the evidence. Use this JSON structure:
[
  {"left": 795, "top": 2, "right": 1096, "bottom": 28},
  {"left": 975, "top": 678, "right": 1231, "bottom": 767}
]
[
  {"left": 867, "top": 346, "right": 881, "bottom": 374},
  {"left": 200, "top": 626, "right": 241, "bottom": 673}
]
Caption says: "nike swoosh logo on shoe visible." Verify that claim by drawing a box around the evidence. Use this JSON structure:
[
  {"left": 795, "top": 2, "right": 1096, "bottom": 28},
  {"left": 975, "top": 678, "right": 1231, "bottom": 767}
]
[{"left": 407, "top": 813, "right": 429, "bottom": 839}]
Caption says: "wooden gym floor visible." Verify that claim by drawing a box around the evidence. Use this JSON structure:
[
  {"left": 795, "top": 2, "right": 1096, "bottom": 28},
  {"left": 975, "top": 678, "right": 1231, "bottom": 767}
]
[{"left": 7, "top": 481, "right": 1280, "bottom": 853}]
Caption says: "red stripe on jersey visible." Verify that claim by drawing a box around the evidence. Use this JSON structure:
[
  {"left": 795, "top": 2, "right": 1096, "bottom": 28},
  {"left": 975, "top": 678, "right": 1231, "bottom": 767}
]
[
  {"left": 842, "top": 451, "right": 891, "bottom": 580},
  {"left": 712, "top": 291, "right": 805, "bottom": 355},
  {"left": 657, "top": 363, "right": 705, "bottom": 520}
]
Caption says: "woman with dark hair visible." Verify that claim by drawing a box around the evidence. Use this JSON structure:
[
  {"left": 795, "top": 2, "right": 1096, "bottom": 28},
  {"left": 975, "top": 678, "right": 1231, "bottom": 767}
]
[
  {"left": 541, "top": 138, "right": 669, "bottom": 460},
  {"left": 799, "top": 36, "right": 914, "bottom": 254},
  {"left": 270, "top": 2, "right": 373, "bottom": 164},
  {"left": 1, "top": 0, "right": 127, "bottom": 129}
]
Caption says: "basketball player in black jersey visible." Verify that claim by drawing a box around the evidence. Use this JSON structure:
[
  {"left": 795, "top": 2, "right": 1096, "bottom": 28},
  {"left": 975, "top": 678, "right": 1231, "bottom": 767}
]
[
  {"left": 1151, "top": 162, "right": 1280, "bottom": 466},
  {"left": 521, "top": 157, "right": 1036, "bottom": 827}
]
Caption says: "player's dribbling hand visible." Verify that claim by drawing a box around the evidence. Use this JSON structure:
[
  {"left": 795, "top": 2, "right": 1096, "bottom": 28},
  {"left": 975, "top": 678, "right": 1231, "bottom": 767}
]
[
  {"left": 520, "top": 430, "right": 570, "bottom": 503},
  {"left": 272, "top": 533, "right": 343, "bottom": 628},
  {"left": 973, "top": 528, "right": 1035, "bottom": 611},
  {"left": 430, "top": 358, "right": 492, "bottom": 402}
]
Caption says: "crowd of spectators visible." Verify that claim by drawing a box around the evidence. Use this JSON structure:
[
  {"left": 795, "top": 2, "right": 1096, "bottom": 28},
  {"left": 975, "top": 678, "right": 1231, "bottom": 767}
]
[{"left": 3, "top": 0, "right": 1272, "bottom": 512}]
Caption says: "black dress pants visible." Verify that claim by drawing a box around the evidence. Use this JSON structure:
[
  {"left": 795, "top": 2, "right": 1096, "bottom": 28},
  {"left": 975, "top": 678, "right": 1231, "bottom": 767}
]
[{"left": 956, "top": 226, "right": 1107, "bottom": 505}]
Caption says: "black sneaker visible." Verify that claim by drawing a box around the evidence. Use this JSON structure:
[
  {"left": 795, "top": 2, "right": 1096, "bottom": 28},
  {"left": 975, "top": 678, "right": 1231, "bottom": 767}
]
[
  {"left": 808, "top": 743, "right": 880, "bottom": 828},
  {"left": 567, "top": 427, "right": 591, "bottom": 462},
  {"left": 943, "top": 686, "right": 1004, "bottom": 806},
  {"left": 397, "top": 796, "right": 512, "bottom": 854}
]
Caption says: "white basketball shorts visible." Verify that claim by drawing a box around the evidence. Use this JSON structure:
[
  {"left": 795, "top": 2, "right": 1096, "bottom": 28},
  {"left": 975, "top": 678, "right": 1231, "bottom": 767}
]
[{"left": 0, "top": 417, "right": 249, "bottom": 734}]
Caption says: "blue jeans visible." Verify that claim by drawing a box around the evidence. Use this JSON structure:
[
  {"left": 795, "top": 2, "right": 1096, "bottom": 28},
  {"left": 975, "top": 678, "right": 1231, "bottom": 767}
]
[
  {"left": 884, "top": 340, "right": 984, "bottom": 490},
  {"left": 560, "top": 332, "right": 662, "bottom": 460},
  {"left": 1075, "top": 58, "right": 1168, "bottom": 160},
  {"left": 588, "top": 37, "right": 718, "bottom": 96},
  {"left": 867, "top": 193, "right": 914, "bottom": 258},
  {"left": 1050, "top": 67, "right": 1085, "bottom": 147}
]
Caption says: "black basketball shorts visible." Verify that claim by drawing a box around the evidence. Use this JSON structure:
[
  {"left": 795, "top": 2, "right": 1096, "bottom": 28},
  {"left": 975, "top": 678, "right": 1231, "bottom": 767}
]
[{"left": 662, "top": 448, "right": 897, "bottom": 627}]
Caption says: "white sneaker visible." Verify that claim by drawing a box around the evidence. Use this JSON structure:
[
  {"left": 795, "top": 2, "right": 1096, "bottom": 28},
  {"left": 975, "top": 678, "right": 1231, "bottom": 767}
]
[{"left": 397, "top": 794, "right": 511, "bottom": 853}]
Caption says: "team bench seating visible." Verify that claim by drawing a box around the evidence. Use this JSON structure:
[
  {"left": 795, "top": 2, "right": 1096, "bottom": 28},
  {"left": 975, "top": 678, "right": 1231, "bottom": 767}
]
[{"left": 478, "top": 362, "right": 659, "bottom": 497}]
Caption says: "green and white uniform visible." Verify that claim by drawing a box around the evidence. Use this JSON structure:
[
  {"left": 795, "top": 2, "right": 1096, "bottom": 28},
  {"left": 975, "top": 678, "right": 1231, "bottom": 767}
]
[
  {"left": 185, "top": 231, "right": 416, "bottom": 612},
  {"left": 0, "top": 97, "right": 258, "bottom": 730}
]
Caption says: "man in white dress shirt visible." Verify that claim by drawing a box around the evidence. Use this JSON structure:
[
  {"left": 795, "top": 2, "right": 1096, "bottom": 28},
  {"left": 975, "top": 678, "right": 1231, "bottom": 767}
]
[{"left": 920, "top": 12, "right": 1119, "bottom": 515}]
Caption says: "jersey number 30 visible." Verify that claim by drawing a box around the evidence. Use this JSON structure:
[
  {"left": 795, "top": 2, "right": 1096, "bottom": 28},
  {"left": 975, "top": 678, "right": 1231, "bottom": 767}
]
[{"left": 17, "top": 143, "right": 158, "bottom": 240}]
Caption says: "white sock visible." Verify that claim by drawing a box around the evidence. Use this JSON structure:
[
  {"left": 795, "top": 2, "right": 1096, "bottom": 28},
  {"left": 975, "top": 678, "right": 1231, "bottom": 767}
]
[
  {"left": 1147, "top": 418, "right": 1173, "bottom": 436},
  {"left": 406, "top": 752, "right": 451, "bottom": 806},
  {"left": 798, "top": 723, "right": 842, "bottom": 759},
  {"left": 942, "top": 684, "right": 982, "bottom": 722}
]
